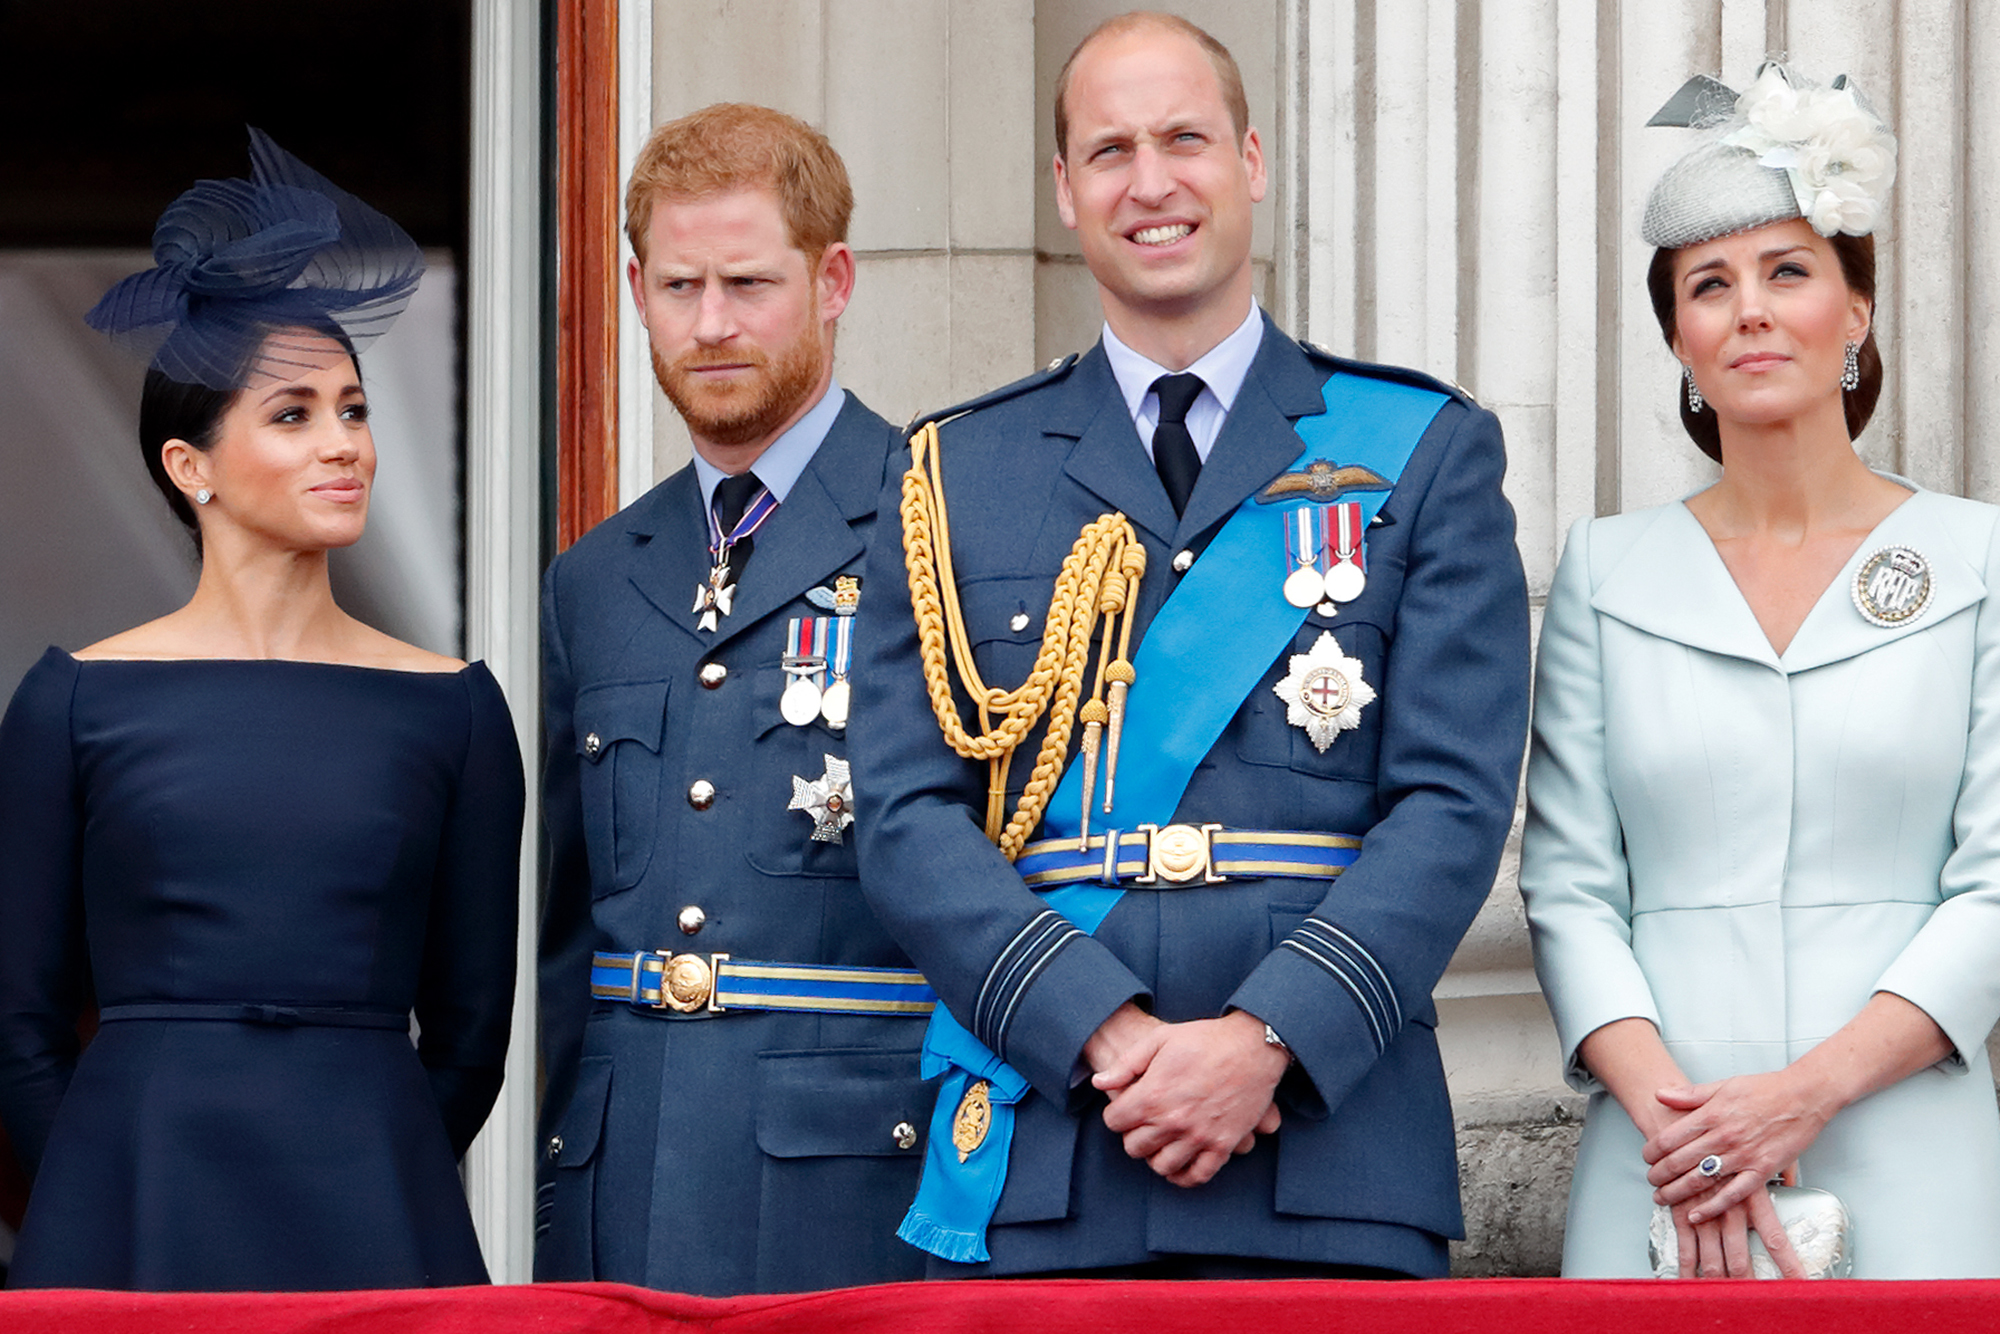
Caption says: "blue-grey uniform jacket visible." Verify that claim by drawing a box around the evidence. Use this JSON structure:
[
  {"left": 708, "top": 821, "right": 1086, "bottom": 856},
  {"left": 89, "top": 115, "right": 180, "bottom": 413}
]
[
  {"left": 848, "top": 320, "right": 1531, "bottom": 1277},
  {"left": 536, "top": 392, "right": 930, "bottom": 1294}
]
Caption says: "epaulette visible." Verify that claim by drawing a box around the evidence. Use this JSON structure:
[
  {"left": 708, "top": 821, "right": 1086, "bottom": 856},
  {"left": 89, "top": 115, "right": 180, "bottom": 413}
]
[
  {"left": 1296, "top": 338, "right": 1479, "bottom": 406},
  {"left": 903, "top": 352, "right": 1082, "bottom": 437}
]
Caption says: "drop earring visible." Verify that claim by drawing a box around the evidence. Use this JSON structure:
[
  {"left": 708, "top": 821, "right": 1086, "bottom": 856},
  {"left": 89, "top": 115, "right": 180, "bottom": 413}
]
[
  {"left": 1842, "top": 341, "right": 1860, "bottom": 392},
  {"left": 195, "top": 488, "right": 212, "bottom": 505},
  {"left": 1684, "top": 366, "right": 1705, "bottom": 414}
]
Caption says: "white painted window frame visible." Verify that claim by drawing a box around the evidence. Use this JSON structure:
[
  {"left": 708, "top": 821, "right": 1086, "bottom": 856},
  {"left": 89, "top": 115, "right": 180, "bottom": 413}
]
[
  {"left": 460, "top": 0, "right": 544, "bottom": 1284},
  {"left": 618, "top": 0, "right": 655, "bottom": 508}
]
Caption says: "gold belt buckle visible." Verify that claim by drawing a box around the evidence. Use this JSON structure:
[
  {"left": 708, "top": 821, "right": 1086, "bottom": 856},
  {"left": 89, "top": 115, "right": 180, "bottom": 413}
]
[
  {"left": 651, "top": 951, "right": 730, "bottom": 1013},
  {"left": 1134, "top": 823, "right": 1225, "bottom": 885}
]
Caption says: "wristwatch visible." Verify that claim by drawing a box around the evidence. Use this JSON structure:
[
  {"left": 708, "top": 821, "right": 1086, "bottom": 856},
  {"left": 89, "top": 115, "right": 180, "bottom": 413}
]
[{"left": 1262, "top": 1022, "right": 1295, "bottom": 1064}]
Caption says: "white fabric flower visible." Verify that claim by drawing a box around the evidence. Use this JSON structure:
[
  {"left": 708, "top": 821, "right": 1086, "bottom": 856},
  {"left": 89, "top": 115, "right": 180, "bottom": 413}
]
[{"left": 1718, "top": 65, "right": 1896, "bottom": 237}]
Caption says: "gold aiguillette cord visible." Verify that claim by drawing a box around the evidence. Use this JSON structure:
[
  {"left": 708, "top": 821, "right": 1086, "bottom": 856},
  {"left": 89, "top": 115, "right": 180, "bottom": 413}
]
[{"left": 901, "top": 421, "right": 1145, "bottom": 862}]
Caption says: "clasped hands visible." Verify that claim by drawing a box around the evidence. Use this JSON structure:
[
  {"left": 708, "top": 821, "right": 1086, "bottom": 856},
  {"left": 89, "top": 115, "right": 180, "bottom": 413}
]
[
  {"left": 1081, "top": 1001, "right": 1291, "bottom": 1188},
  {"left": 1640, "top": 1068, "right": 1837, "bottom": 1279}
]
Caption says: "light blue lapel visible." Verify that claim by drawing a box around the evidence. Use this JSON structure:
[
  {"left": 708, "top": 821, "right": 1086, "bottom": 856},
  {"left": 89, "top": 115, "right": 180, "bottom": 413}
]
[
  {"left": 1781, "top": 489, "right": 1987, "bottom": 673},
  {"left": 1589, "top": 489, "right": 1988, "bottom": 675},
  {"left": 1590, "top": 504, "right": 1780, "bottom": 669}
]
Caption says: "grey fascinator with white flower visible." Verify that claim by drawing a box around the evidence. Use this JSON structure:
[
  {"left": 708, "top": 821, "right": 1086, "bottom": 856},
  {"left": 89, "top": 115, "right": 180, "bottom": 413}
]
[
  {"left": 85, "top": 128, "right": 424, "bottom": 391},
  {"left": 1641, "top": 63, "right": 1898, "bottom": 249}
]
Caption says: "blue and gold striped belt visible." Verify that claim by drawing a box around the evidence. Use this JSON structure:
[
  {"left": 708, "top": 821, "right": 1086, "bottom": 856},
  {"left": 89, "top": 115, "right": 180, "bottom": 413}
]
[
  {"left": 1015, "top": 824, "right": 1363, "bottom": 888},
  {"left": 591, "top": 951, "right": 935, "bottom": 1017}
]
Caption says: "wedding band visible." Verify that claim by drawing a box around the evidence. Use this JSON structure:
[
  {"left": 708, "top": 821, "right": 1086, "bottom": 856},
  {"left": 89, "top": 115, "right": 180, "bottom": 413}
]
[{"left": 1697, "top": 1154, "right": 1725, "bottom": 1179}]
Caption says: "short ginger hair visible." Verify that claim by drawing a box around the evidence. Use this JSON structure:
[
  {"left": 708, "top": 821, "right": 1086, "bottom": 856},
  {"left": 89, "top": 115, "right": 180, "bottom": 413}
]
[
  {"left": 625, "top": 103, "right": 853, "bottom": 266},
  {"left": 1053, "top": 12, "right": 1250, "bottom": 161}
]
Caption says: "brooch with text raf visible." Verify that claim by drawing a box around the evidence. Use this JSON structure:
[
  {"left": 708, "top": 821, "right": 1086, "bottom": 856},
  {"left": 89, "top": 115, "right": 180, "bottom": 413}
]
[{"left": 1851, "top": 546, "right": 1933, "bottom": 629}]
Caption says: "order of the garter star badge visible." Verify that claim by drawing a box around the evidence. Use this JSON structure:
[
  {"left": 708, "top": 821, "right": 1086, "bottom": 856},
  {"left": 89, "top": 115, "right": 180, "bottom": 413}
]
[{"left": 1274, "top": 631, "right": 1376, "bottom": 752}]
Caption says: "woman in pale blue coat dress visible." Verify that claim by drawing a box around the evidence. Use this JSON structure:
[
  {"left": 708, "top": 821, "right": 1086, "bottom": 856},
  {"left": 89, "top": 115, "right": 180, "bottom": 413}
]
[{"left": 1522, "top": 65, "right": 2000, "bottom": 1280}]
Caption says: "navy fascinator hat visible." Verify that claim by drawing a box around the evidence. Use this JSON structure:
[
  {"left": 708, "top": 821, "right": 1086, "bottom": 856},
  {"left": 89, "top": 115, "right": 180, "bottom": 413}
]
[{"left": 85, "top": 128, "right": 424, "bottom": 390}]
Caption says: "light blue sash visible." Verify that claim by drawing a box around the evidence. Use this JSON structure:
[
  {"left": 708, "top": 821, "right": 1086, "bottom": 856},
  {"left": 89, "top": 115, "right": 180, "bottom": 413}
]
[{"left": 897, "top": 372, "right": 1449, "bottom": 1262}]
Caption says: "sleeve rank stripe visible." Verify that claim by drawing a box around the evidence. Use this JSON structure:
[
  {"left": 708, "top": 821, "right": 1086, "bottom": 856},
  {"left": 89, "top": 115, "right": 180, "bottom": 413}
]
[
  {"left": 975, "top": 909, "right": 1081, "bottom": 1052},
  {"left": 1278, "top": 937, "right": 1389, "bottom": 1053},
  {"left": 990, "top": 921, "right": 1082, "bottom": 1058},
  {"left": 976, "top": 908, "right": 1072, "bottom": 1032},
  {"left": 978, "top": 911, "right": 1081, "bottom": 1047},
  {"left": 974, "top": 909, "right": 1067, "bottom": 1034},
  {"left": 1301, "top": 917, "right": 1403, "bottom": 1031}
]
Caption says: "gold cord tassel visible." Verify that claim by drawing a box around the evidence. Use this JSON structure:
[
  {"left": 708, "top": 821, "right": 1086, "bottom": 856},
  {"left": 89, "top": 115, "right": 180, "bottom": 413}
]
[
  {"left": 1102, "top": 661, "right": 1135, "bottom": 812},
  {"left": 1077, "top": 701, "right": 1108, "bottom": 846},
  {"left": 901, "top": 422, "right": 1145, "bottom": 861}
]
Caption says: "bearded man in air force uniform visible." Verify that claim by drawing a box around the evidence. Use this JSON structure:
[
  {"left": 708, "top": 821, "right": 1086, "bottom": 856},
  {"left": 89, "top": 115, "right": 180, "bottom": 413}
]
[
  {"left": 849, "top": 13, "right": 1530, "bottom": 1280},
  {"left": 537, "top": 104, "right": 932, "bottom": 1295}
]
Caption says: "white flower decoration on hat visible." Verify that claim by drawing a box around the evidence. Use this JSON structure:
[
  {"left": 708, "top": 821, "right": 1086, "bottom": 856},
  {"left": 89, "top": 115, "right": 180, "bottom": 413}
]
[{"left": 1718, "top": 65, "right": 1897, "bottom": 237}]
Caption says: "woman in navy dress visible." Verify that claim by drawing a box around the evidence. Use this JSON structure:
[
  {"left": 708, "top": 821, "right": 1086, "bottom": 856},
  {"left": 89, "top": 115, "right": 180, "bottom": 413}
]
[{"left": 0, "top": 131, "right": 523, "bottom": 1290}]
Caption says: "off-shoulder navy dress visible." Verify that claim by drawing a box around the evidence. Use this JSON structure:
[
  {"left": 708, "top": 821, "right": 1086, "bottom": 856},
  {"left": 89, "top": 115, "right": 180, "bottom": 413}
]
[{"left": 0, "top": 648, "right": 524, "bottom": 1290}]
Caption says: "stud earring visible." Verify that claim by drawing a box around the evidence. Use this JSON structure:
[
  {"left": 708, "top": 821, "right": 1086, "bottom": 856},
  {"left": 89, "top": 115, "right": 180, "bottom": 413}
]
[
  {"left": 1684, "top": 366, "right": 1705, "bottom": 414},
  {"left": 1842, "top": 341, "right": 1861, "bottom": 392},
  {"left": 195, "top": 488, "right": 212, "bottom": 505}
]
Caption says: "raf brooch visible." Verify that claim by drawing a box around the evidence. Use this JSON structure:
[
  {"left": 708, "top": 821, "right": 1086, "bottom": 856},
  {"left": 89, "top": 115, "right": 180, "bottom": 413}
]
[
  {"left": 1852, "top": 546, "right": 1934, "bottom": 629},
  {"left": 789, "top": 754, "right": 856, "bottom": 843},
  {"left": 1274, "top": 631, "right": 1376, "bottom": 752}
]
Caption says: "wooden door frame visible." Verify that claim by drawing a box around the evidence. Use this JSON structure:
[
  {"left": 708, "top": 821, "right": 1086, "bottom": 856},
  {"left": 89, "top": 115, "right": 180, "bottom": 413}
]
[{"left": 555, "top": 0, "right": 622, "bottom": 550}]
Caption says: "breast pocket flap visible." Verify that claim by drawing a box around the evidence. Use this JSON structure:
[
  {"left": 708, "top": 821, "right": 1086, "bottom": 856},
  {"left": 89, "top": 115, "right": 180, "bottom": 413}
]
[{"left": 575, "top": 679, "right": 669, "bottom": 760}]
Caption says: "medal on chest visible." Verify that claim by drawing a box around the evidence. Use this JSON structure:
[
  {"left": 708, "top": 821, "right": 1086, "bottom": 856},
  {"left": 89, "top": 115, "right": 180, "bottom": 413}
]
[
  {"left": 694, "top": 484, "right": 779, "bottom": 632},
  {"left": 781, "top": 617, "right": 829, "bottom": 725},
  {"left": 1262, "top": 459, "right": 1391, "bottom": 617},
  {"left": 1281, "top": 501, "right": 1368, "bottom": 613},
  {"left": 789, "top": 753, "right": 856, "bottom": 843},
  {"left": 794, "top": 577, "right": 861, "bottom": 730},
  {"left": 1274, "top": 630, "right": 1376, "bottom": 752}
]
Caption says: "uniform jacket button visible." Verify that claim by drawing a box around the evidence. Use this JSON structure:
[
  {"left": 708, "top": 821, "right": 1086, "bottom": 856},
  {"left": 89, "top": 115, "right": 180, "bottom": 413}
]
[
  {"left": 548, "top": 1134, "right": 564, "bottom": 1161},
  {"left": 893, "top": 1121, "right": 918, "bottom": 1150},
  {"left": 699, "top": 662, "right": 728, "bottom": 689},
  {"left": 678, "top": 905, "right": 706, "bottom": 935},
  {"left": 688, "top": 779, "right": 716, "bottom": 810},
  {"left": 583, "top": 731, "right": 602, "bottom": 757},
  {"left": 1171, "top": 549, "right": 1194, "bottom": 573}
]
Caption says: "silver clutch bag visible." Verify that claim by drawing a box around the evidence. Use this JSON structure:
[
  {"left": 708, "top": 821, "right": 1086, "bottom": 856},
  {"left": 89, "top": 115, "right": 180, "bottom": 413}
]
[{"left": 1648, "top": 1185, "right": 1853, "bottom": 1279}]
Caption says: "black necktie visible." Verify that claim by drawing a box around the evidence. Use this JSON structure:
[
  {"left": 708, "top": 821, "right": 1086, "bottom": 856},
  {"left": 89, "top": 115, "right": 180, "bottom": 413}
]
[
  {"left": 711, "top": 471, "right": 763, "bottom": 581},
  {"left": 1151, "top": 373, "right": 1204, "bottom": 516}
]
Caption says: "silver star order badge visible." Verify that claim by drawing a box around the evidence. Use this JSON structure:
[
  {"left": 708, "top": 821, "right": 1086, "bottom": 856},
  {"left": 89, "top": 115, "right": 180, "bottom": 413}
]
[
  {"left": 1273, "top": 630, "right": 1376, "bottom": 753},
  {"left": 789, "top": 754, "right": 856, "bottom": 843}
]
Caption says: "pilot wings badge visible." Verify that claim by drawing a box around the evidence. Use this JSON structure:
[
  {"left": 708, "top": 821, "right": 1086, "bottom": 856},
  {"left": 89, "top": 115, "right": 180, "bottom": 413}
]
[{"left": 1273, "top": 631, "right": 1376, "bottom": 752}]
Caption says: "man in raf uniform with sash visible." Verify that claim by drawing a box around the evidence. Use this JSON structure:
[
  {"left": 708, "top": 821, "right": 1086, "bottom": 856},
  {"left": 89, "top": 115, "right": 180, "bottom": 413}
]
[
  {"left": 850, "top": 13, "right": 1530, "bottom": 1278},
  {"left": 537, "top": 104, "right": 932, "bottom": 1293}
]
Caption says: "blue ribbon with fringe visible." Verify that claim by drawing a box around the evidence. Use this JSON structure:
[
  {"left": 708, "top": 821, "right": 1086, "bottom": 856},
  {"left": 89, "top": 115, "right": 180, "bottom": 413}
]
[{"left": 896, "top": 371, "right": 1449, "bottom": 1263}]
